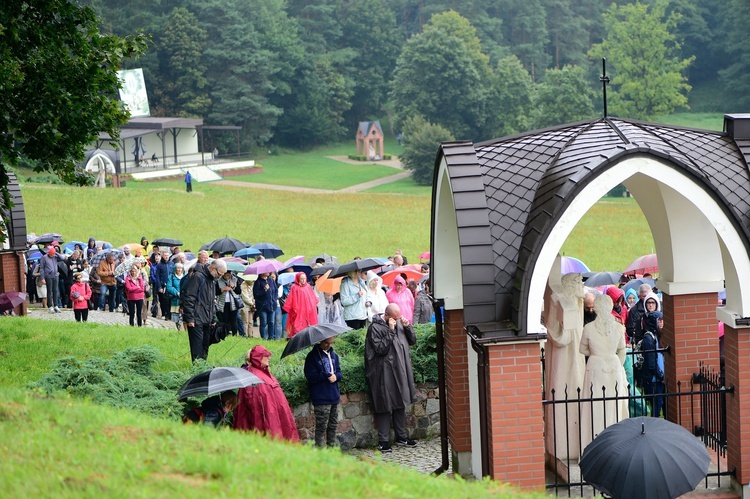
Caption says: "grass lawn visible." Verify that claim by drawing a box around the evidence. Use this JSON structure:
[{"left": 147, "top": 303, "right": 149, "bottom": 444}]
[
  {"left": 0, "top": 317, "right": 539, "bottom": 497},
  {"left": 654, "top": 112, "right": 725, "bottom": 131},
  {"left": 23, "top": 183, "right": 432, "bottom": 263}
]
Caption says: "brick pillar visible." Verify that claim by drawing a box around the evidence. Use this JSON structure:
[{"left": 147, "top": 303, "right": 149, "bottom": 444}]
[
  {"left": 724, "top": 324, "right": 750, "bottom": 488},
  {"left": 485, "top": 341, "right": 545, "bottom": 490},
  {"left": 661, "top": 293, "right": 720, "bottom": 427},
  {"left": 443, "top": 309, "right": 471, "bottom": 465}
]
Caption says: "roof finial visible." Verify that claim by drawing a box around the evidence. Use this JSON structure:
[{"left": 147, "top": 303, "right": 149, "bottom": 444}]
[{"left": 600, "top": 57, "right": 610, "bottom": 118}]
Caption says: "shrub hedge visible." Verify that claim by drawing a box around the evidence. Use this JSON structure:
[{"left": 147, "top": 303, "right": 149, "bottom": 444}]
[{"left": 31, "top": 324, "right": 439, "bottom": 416}]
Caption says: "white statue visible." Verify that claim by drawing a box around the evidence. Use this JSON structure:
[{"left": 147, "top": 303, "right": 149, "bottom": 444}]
[
  {"left": 579, "top": 293, "right": 629, "bottom": 452},
  {"left": 94, "top": 158, "right": 107, "bottom": 188},
  {"left": 368, "top": 142, "right": 376, "bottom": 159},
  {"left": 544, "top": 269, "right": 586, "bottom": 461}
]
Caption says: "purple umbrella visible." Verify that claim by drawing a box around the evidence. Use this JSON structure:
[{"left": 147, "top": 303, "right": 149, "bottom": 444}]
[
  {"left": 244, "top": 259, "right": 284, "bottom": 275},
  {"left": 561, "top": 256, "right": 590, "bottom": 274}
]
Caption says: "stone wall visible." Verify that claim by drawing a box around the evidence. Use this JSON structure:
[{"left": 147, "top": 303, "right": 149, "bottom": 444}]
[{"left": 293, "top": 382, "right": 440, "bottom": 449}]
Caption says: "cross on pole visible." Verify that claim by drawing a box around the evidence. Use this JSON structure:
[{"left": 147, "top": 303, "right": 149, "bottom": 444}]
[{"left": 600, "top": 57, "right": 610, "bottom": 117}]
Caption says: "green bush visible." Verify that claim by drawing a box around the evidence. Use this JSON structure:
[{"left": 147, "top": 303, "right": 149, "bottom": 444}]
[
  {"left": 30, "top": 325, "right": 438, "bottom": 415},
  {"left": 31, "top": 345, "right": 186, "bottom": 420}
]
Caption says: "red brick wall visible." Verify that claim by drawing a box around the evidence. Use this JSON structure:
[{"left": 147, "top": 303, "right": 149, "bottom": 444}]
[
  {"left": 443, "top": 309, "right": 471, "bottom": 452},
  {"left": 0, "top": 251, "right": 26, "bottom": 315},
  {"left": 723, "top": 324, "right": 750, "bottom": 485},
  {"left": 485, "top": 341, "right": 545, "bottom": 490},
  {"left": 661, "top": 293, "right": 720, "bottom": 427}
]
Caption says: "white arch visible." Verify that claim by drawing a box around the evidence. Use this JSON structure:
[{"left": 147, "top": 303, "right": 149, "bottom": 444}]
[
  {"left": 527, "top": 156, "right": 750, "bottom": 333},
  {"left": 84, "top": 152, "right": 116, "bottom": 174},
  {"left": 433, "top": 158, "right": 464, "bottom": 310}
]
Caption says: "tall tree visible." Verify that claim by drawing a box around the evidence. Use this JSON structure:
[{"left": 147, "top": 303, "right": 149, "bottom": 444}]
[
  {"left": 339, "top": 0, "right": 403, "bottom": 125},
  {"left": 0, "top": 0, "right": 147, "bottom": 211},
  {"left": 494, "top": 0, "right": 549, "bottom": 81},
  {"left": 153, "top": 8, "right": 210, "bottom": 118},
  {"left": 545, "top": 0, "right": 588, "bottom": 69},
  {"left": 718, "top": 0, "right": 750, "bottom": 108},
  {"left": 588, "top": 1, "right": 694, "bottom": 120},
  {"left": 487, "top": 55, "right": 534, "bottom": 137},
  {"left": 188, "top": 0, "right": 303, "bottom": 150},
  {"left": 400, "top": 115, "right": 454, "bottom": 186},
  {"left": 531, "top": 65, "right": 596, "bottom": 128},
  {"left": 390, "top": 11, "right": 494, "bottom": 139}
]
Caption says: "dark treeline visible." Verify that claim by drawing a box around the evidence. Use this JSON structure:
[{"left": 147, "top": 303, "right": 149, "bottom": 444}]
[{"left": 84, "top": 0, "right": 746, "bottom": 152}]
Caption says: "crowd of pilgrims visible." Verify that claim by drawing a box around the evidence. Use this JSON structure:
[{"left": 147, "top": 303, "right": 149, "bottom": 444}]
[{"left": 25, "top": 237, "right": 433, "bottom": 337}]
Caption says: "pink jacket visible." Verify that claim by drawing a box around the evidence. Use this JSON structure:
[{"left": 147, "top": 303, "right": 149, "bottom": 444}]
[
  {"left": 69, "top": 282, "right": 92, "bottom": 310},
  {"left": 124, "top": 275, "right": 146, "bottom": 301}
]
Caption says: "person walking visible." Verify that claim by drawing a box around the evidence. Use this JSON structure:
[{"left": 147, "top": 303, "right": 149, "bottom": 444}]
[
  {"left": 182, "top": 259, "right": 226, "bottom": 361},
  {"left": 185, "top": 170, "right": 192, "bottom": 192},
  {"left": 365, "top": 303, "right": 418, "bottom": 453}
]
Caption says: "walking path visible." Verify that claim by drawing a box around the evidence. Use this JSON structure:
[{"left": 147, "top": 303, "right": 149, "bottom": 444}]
[{"left": 27, "top": 305, "right": 176, "bottom": 329}]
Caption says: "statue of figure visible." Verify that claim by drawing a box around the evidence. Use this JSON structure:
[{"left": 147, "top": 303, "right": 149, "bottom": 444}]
[
  {"left": 368, "top": 142, "right": 376, "bottom": 159},
  {"left": 95, "top": 159, "right": 107, "bottom": 188},
  {"left": 544, "top": 270, "right": 586, "bottom": 461},
  {"left": 579, "top": 294, "right": 629, "bottom": 452}
]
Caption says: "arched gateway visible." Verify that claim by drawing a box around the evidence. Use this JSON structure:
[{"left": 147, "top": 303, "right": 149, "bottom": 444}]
[{"left": 430, "top": 115, "right": 750, "bottom": 494}]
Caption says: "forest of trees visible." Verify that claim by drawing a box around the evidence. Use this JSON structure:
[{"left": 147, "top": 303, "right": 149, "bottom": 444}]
[{"left": 84, "top": 0, "right": 747, "bottom": 158}]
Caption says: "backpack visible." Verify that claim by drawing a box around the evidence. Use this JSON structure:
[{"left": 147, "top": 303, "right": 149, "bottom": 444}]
[{"left": 632, "top": 331, "right": 656, "bottom": 387}]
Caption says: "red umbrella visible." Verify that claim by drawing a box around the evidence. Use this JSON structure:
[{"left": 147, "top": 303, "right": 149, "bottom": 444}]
[
  {"left": 381, "top": 269, "right": 422, "bottom": 287},
  {"left": 0, "top": 291, "right": 27, "bottom": 312},
  {"left": 419, "top": 251, "right": 430, "bottom": 260},
  {"left": 625, "top": 254, "right": 659, "bottom": 275}
]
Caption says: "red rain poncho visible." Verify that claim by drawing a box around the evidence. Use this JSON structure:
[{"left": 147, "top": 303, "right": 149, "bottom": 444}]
[
  {"left": 233, "top": 345, "right": 300, "bottom": 442},
  {"left": 283, "top": 272, "right": 319, "bottom": 338}
]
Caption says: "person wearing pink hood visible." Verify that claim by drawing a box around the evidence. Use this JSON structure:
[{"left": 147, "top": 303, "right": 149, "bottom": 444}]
[
  {"left": 605, "top": 286, "right": 629, "bottom": 328},
  {"left": 234, "top": 345, "right": 300, "bottom": 442},
  {"left": 386, "top": 275, "right": 414, "bottom": 323}
]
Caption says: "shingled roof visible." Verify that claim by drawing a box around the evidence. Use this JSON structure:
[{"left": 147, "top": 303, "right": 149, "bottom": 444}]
[{"left": 437, "top": 117, "right": 750, "bottom": 331}]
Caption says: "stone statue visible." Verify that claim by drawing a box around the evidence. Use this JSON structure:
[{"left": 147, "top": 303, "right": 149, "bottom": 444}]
[
  {"left": 544, "top": 268, "right": 586, "bottom": 461},
  {"left": 94, "top": 158, "right": 107, "bottom": 188},
  {"left": 579, "top": 293, "right": 629, "bottom": 452}
]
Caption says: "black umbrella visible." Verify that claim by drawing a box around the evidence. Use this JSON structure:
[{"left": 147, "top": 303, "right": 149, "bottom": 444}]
[
  {"left": 622, "top": 277, "right": 657, "bottom": 295},
  {"left": 583, "top": 271, "right": 624, "bottom": 287},
  {"left": 329, "top": 258, "right": 384, "bottom": 278},
  {"left": 202, "top": 237, "right": 247, "bottom": 255},
  {"left": 178, "top": 367, "right": 264, "bottom": 400},
  {"left": 307, "top": 253, "right": 339, "bottom": 266},
  {"left": 310, "top": 264, "right": 338, "bottom": 277},
  {"left": 281, "top": 323, "right": 352, "bottom": 359},
  {"left": 35, "top": 233, "right": 64, "bottom": 244},
  {"left": 251, "top": 242, "right": 284, "bottom": 258},
  {"left": 0, "top": 291, "right": 27, "bottom": 311},
  {"left": 580, "top": 417, "right": 710, "bottom": 499},
  {"left": 152, "top": 237, "right": 183, "bottom": 247}
]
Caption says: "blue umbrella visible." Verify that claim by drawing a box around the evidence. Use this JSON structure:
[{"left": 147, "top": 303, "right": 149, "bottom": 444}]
[
  {"left": 234, "top": 247, "right": 261, "bottom": 259},
  {"left": 251, "top": 242, "right": 284, "bottom": 258},
  {"left": 26, "top": 250, "right": 43, "bottom": 261},
  {"left": 62, "top": 241, "right": 87, "bottom": 255}
]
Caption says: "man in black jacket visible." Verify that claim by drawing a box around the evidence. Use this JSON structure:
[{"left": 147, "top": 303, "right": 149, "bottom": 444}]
[{"left": 182, "top": 259, "right": 227, "bottom": 361}]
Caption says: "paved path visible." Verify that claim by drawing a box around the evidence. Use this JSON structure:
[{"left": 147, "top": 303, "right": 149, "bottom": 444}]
[
  {"left": 344, "top": 438, "right": 451, "bottom": 476},
  {"left": 27, "top": 305, "right": 177, "bottom": 329}
]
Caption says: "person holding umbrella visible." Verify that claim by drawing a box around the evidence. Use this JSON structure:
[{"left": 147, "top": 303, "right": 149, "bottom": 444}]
[{"left": 304, "top": 336, "right": 342, "bottom": 448}]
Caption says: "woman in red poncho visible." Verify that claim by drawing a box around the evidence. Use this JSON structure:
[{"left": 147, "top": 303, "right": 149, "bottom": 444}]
[
  {"left": 234, "top": 345, "right": 300, "bottom": 442},
  {"left": 283, "top": 272, "right": 319, "bottom": 338}
]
